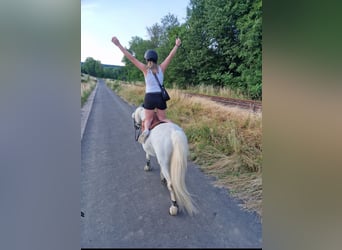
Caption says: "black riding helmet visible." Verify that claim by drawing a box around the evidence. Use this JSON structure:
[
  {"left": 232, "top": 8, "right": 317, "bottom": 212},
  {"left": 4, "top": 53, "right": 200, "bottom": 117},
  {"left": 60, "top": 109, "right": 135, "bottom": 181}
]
[{"left": 144, "top": 49, "right": 158, "bottom": 63}]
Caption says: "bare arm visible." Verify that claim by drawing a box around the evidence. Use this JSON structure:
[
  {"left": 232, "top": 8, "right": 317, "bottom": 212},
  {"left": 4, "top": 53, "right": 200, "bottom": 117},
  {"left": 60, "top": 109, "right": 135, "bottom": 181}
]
[
  {"left": 160, "top": 38, "right": 181, "bottom": 73},
  {"left": 111, "top": 36, "right": 147, "bottom": 74}
]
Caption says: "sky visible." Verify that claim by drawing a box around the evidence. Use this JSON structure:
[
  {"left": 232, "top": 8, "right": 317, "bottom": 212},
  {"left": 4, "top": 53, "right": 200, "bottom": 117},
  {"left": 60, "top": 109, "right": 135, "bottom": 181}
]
[{"left": 81, "top": 0, "right": 189, "bottom": 66}]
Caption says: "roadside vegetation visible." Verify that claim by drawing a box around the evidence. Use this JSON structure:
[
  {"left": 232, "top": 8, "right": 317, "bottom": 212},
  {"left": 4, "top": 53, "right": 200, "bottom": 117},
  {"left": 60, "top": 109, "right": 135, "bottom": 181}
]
[
  {"left": 81, "top": 73, "right": 97, "bottom": 107},
  {"left": 180, "top": 83, "right": 248, "bottom": 100},
  {"left": 106, "top": 80, "right": 262, "bottom": 217}
]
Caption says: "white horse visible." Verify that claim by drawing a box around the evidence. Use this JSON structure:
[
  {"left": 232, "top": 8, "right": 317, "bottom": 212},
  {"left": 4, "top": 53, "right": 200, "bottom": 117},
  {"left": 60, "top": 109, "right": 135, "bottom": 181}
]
[{"left": 132, "top": 106, "right": 198, "bottom": 216}]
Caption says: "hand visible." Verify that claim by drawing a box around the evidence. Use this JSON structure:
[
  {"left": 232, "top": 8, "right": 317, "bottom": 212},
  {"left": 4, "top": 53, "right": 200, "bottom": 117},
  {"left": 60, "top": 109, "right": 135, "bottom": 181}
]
[
  {"left": 111, "top": 36, "right": 121, "bottom": 46},
  {"left": 176, "top": 37, "right": 181, "bottom": 47}
]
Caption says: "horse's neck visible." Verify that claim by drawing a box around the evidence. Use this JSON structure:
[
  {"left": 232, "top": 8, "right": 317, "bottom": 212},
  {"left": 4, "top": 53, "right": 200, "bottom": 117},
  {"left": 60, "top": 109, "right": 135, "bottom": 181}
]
[{"left": 141, "top": 113, "right": 166, "bottom": 131}]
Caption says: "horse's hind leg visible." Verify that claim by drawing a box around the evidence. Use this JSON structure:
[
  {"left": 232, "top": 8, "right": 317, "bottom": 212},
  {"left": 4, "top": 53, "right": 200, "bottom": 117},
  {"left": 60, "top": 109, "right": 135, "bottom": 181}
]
[
  {"left": 144, "top": 153, "right": 152, "bottom": 171},
  {"left": 166, "top": 181, "right": 179, "bottom": 216},
  {"left": 161, "top": 169, "right": 178, "bottom": 215}
]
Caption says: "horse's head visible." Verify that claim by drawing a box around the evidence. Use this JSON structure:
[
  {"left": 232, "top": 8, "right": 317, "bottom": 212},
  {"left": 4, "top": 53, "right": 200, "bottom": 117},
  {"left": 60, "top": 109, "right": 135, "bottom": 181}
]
[{"left": 132, "top": 106, "right": 145, "bottom": 128}]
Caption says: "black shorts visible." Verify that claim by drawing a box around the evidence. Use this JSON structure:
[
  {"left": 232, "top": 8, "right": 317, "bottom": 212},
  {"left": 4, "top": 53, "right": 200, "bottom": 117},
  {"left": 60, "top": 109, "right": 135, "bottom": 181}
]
[{"left": 143, "top": 92, "right": 167, "bottom": 110}]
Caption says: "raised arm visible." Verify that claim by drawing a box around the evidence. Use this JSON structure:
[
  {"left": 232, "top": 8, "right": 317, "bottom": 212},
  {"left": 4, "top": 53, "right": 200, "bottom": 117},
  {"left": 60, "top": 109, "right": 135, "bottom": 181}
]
[
  {"left": 111, "top": 36, "right": 146, "bottom": 73},
  {"left": 159, "top": 38, "right": 181, "bottom": 73}
]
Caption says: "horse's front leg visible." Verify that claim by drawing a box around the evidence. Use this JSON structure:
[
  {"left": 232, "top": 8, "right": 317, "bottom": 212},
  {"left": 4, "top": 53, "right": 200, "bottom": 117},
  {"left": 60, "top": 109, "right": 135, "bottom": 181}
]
[
  {"left": 144, "top": 153, "right": 152, "bottom": 171},
  {"left": 160, "top": 171, "right": 167, "bottom": 186}
]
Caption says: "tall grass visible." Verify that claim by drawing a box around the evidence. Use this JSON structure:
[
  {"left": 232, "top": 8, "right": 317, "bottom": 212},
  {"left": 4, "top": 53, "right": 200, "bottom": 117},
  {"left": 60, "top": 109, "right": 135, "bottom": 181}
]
[
  {"left": 81, "top": 74, "right": 97, "bottom": 107},
  {"left": 182, "top": 83, "right": 247, "bottom": 99},
  {"left": 107, "top": 81, "right": 262, "bottom": 216}
]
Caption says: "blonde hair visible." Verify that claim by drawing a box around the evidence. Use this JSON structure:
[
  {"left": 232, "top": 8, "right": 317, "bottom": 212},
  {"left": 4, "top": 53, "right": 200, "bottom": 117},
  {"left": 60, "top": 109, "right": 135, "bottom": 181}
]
[{"left": 146, "top": 61, "right": 159, "bottom": 74}]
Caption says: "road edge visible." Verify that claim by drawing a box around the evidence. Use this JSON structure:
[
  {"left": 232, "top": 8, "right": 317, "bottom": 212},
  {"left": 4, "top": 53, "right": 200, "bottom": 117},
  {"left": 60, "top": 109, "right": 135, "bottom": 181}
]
[{"left": 81, "top": 80, "right": 99, "bottom": 141}]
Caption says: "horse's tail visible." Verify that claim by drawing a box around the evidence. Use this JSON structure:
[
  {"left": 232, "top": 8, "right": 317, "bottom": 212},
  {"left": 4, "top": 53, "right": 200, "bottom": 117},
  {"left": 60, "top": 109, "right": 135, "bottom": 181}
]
[{"left": 170, "top": 130, "right": 198, "bottom": 216}]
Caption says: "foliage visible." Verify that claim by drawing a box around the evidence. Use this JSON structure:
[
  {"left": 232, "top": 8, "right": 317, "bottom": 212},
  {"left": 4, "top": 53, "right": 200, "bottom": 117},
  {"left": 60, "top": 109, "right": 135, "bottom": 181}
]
[
  {"left": 93, "top": 0, "right": 262, "bottom": 100},
  {"left": 121, "top": 37, "right": 153, "bottom": 82},
  {"left": 81, "top": 57, "right": 126, "bottom": 80},
  {"left": 183, "top": 0, "right": 262, "bottom": 99},
  {"left": 81, "top": 57, "right": 103, "bottom": 77}
]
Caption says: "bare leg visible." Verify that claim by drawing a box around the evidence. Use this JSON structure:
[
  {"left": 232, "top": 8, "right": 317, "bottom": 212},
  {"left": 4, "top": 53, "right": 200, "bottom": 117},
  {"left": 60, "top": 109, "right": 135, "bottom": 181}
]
[
  {"left": 144, "top": 109, "right": 154, "bottom": 130},
  {"left": 138, "top": 109, "right": 154, "bottom": 144},
  {"left": 156, "top": 109, "right": 172, "bottom": 123}
]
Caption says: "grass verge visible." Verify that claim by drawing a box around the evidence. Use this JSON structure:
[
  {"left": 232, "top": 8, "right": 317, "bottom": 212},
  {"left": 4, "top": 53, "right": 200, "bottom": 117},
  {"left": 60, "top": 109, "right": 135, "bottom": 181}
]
[{"left": 81, "top": 74, "right": 97, "bottom": 107}]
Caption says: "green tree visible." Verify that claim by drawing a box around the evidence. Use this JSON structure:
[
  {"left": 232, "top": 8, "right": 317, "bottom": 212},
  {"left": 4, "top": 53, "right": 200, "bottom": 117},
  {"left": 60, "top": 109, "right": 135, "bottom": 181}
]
[
  {"left": 94, "top": 59, "right": 103, "bottom": 77},
  {"left": 147, "top": 23, "right": 163, "bottom": 48},
  {"left": 82, "top": 57, "right": 103, "bottom": 78},
  {"left": 82, "top": 57, "right": 97, "bottom": 76},
  {"left": 183, "top": 0, "right": 217, "bottom": 86},
  {"left": 182, "top": 0, "right": 262, "bottom": 99},
  {"left": 121, "top": 36, "right": 153, "bottom": 82},
  {"left": 119, "top": 0, "right": 262, "bottom": 99},
  {"left": 235, "top": 0, "right": 262, "bottom": 99}
]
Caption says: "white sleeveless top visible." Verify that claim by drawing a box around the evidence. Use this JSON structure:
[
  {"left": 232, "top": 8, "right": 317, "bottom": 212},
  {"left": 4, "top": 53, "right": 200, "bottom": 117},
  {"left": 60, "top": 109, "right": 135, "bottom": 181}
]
[{"left": 144, "top": 66, "right": 164, "bottom": 93}]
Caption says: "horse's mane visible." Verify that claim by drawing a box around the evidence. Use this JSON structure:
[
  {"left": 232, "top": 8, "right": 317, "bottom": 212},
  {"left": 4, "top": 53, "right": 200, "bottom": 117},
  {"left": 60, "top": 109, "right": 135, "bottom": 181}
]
[{"left": 134, "top": 106, "right": 145, "bottom": 125}]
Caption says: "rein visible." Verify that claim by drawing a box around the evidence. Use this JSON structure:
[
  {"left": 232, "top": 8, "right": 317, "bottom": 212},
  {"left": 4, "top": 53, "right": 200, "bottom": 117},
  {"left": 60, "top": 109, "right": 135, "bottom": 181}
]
[{"left": 133, "top": 118, "right": 141, "bottom": 141}]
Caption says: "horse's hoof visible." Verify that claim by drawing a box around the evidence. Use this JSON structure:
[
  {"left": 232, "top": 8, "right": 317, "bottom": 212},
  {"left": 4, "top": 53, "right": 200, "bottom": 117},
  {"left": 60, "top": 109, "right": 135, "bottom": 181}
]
[
  {"left": 144, "top": 165, "right": 151, "bottom": 171},
  {"left": 169, "top": 205, "right": 178, "bottom": 216}
]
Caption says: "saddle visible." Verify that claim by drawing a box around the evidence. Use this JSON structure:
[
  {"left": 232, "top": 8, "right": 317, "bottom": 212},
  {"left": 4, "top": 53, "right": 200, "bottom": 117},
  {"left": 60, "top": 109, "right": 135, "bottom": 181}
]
[{"left": 141, "top": 112, "right": 167, "bottom": 132}]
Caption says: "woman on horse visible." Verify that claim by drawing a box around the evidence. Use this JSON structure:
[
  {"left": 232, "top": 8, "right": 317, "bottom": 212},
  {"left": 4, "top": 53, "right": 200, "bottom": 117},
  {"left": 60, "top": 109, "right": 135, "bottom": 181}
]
[{"left": 111, "top": 36, "right": 181, "bottom": 143}]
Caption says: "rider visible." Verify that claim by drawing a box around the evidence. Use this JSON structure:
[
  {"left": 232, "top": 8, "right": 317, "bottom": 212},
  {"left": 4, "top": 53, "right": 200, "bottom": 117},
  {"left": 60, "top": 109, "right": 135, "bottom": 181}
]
[{"left": 111, "top": 36, "right": 181, "bottom": 143}]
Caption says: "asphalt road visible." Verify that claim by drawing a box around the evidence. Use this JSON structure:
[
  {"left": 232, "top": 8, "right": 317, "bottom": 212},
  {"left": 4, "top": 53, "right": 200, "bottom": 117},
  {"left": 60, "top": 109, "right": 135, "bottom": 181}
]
[{"left": 81, "top": 79, "right": 262, "bottom": 248}]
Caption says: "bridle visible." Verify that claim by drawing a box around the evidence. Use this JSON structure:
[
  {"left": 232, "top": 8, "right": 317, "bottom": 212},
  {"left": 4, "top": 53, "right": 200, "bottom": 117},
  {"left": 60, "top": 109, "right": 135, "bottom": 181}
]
[
  {"left": 133, "top": 115, "right": 141, "bottom": 141},
  {"left": 133, "top": 104, "right": 145, "bottom": 141}
]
